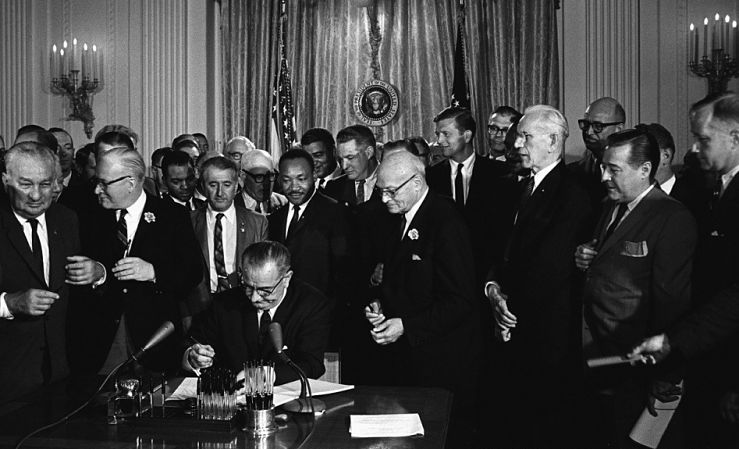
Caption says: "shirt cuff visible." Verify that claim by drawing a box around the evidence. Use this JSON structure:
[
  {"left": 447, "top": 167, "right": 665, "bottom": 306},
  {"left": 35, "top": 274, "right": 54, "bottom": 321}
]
[
  {"left": 92, "top": 263, "right": 107, "bottom": 289},
  {"left": 0, "top": 293, "right": 14, "bottom": 319},
  {"left": 484, "top": 281, "right": 500, "bottom": 297},
  {"left": 181, "top": 346, "right": 201, "bottom": 376}
]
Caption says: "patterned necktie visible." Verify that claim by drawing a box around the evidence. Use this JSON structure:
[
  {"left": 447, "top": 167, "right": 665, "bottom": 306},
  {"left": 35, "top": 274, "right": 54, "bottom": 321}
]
[
  {"left": 356, "top": 180, "right": 366, "bottom": 204},
  {"left": 116, "top": 209, "right": 128, "bottom": 257},
  {"left": 455, "top": 163, "right": 465, "bottom": 208},
  {"left": 287, "top": 205, "right": 300, "bottom": 239},
  {"left": 28, "top": 218, "right": 44, "bottom": 274},
  {"left": 399, "top": 214, "right": 407, "bottom": 241},
  {"left": 518, "top": 175, "right": 535, "bottom": 210},
  {"left": 604, "top": 203, "right": 628, "bottom": 242},
  {"left": 214, "top": 213, "right": 229, "bottom": 291}
]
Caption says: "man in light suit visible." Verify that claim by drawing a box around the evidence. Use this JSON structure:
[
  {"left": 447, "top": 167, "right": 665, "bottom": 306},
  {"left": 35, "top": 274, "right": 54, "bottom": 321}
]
[
  {"left": 187, "top": 156, "right": 267, "bottom": 323},
  {"left": 576, "top": 128, "right": 696, "bottom": 448}
]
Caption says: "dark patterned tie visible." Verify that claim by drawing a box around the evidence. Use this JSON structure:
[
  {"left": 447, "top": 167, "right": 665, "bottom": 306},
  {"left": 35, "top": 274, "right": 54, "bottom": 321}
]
[
  {"left": 455, "top": 163, "right": 465, "bottom": 208},
  {"left": 356, "top": 180, "right": 365, "bottom": 204},
  {"left": 604, "top": 203, "right": 628, "bottom": 242},
  {"left": 116, "top": 209, "right": 128, "bottom": 257},
  {"left": 28, "top": 218, "right": 44, "bottom": 275},
  {"left": 214, "top": 213, "right": 229, "bottom": 291},
  {"left": 287, "top": 205, "right": 300, "bottom": 239},
  {"left": 518, "top": 175, "right": 535, "bottom": 210}
]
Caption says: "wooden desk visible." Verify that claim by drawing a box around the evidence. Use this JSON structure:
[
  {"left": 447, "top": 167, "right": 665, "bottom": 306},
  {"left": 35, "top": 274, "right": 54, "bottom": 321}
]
[{"left": 0, "top": 380, "right": 451, "bottom": 449}]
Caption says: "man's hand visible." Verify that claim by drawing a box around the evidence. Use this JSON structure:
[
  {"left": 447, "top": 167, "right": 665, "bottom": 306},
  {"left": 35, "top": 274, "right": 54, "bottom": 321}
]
[
  {"left": 575, "top": 239, "right": 598, "bottom": 271},
  {"left": 270, "top": 192, "right": 288, "bottom": 209},
  {"left": 647, "top": 380, "right": 682, "bottom": 416},
  {"left": 486, "top": 283, "right": 517, "bottom": 331},
  {"left": 369, "top": 263, "right": 384, "bottom": 287},
  {"left": 112, "top": 257, "right": 156, "bottom": 282},
  {"left": 5, "top": 289, "right": 59, "bottom": 316},
  {"left": 187, "top": 343, "right": 215, "bottom": 370},
  {"left": 65, "top": 255, "right": 104, "bottom": 285},
  {"left": 628, "top": 333, "right": 671, "bottom": 365},
  {"left": 370, "top": 318, "right": 404, "bottom": 345},
  {"left": 364, "top": 300, "right": 385, "bottom": 327},
  {"left": 720, "top": 391, "right": 739, "bottom": 423}
]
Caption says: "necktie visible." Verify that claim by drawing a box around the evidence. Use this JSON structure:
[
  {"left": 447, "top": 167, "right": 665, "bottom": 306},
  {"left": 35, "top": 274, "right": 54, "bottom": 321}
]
[
  {"left": 287, "top": 205, "right": 300, "bottom": 239},
  {"left": 604, "top": 203, "right": 628, "bottom": 242},
  {"left": 258, "top": 311, "right": 272, "bottom": 348},
  {"left": 116, "top": 209, "right": 128, "bottom": 257},
  {"left": 318, "top": 178, "right": 325, "bottom": 190},
  {"left": 28, "top": 218, "right": 43, "bottom": 274},
  {"left": 186, "top": 199, "right": 192, "bottom": 210},
  {"left": 214, "top": 213, "right": 229, "bottom": 291},
  {"left": 455, "top": 163, "right": 465, "bottom": 208},
  {"left": 255, "top": 201, "right": 262, "bottom": 213},
  {"left": 356, "top": 180, "right": 366, "bottom": 204},
  {"left": 518, "top": 175, "right": 535, "bottom": 210}
]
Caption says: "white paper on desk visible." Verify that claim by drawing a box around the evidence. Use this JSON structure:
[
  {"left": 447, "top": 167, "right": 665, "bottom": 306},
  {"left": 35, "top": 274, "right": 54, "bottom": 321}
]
[
  {"left": 350, "top": 413, "right": 425, "bottom": 438},
  {"left": 167, "top": 377, "right": 198, "bottom": 401},
  {"left": 629, "top": 391, "right": 682, "bottom": 448}
]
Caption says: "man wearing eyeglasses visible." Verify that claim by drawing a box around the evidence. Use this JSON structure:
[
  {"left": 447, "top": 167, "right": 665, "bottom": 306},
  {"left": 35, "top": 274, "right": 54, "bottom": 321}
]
[
  {"left": 235, "top": 149, "right": 287, "bottom": 215},
  {"left": 184, "top": 241, "right": 331, "bottom": 384},
  {"left": 570, "top": 97, "right": 625, "bottom": 214},
  {"left": 224, "top": 136, "right": 256, "bottom": 165},
  {"left": 67, "top": 146, "right": 203, "bottom": 376},
  {"left": 486, "top": 106, "right": 522, "bottom": 160},
  {"left": 365, "top": 150, "right": 479, "bottom": 446}
]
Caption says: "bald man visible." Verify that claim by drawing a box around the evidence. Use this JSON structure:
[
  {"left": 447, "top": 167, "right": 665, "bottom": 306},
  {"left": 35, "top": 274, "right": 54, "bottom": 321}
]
[
  {"left": 365, "top": 150, "right": 479, "bottom": 446},
  {"left": 569, "top": 97, "right": 625, "bottom": 213},
  {"left": 235, "top": 149, "right": 287, "bottom": 214}
]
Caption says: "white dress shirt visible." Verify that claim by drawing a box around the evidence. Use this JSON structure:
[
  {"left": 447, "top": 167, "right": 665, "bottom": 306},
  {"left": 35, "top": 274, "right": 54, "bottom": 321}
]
[
  {"left": 606, "top": 184, "right": 656, "bottom": 232},
  {"left": 660, "top": 175, "right": 676, "bottom": 195},
  {"left": 720, "top": 164, "right": 739, "bottom": 197},
  {"left": 449, "top": 152, "right": 476, "bottom": 204},
  {"left": 402, "top": 187, "right": 430, "bottom": 237},
  {"left": 119, "top": 190, "right": 147, "bottom": 249},
  {"left": 355, "top": 167, "right": 378, "bottom": 203},
  {"left": 206, "top": 204, "right": 237, "bottom": 293}
]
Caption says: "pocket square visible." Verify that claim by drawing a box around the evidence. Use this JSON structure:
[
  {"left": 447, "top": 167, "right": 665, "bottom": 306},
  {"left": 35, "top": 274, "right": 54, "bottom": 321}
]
[
  {"left": 620, "top": 240, "right": 648, "bottom": 257},
  {"left": 411, "top": 254, "right": 422, "bottom": 261}
]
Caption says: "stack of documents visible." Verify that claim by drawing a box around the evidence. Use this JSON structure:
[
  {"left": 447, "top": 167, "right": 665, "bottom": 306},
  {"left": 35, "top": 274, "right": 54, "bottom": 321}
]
[{"left": 349, "top": 413, "right": 425, "bottom": 438}]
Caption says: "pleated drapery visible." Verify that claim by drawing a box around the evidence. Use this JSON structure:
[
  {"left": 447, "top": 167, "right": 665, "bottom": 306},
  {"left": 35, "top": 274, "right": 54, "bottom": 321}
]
[{"left": 220, "top": 0, "right": 559, "bottom": 154}]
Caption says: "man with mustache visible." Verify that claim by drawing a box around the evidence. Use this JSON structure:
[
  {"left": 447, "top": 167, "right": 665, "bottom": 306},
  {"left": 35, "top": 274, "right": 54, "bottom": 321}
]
[
  {"left": 268, "top": 149, "right": 354, "bottom": 351},
  {"left": 569, "top": 97, "right": 625, "bottom": 214}
]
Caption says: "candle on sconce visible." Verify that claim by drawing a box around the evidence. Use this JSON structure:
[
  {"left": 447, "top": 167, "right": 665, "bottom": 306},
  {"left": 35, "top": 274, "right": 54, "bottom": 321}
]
[
  {"left": 82, "top": 43, "right": 88, "bottom": 80},
  {"left": 60, "top": 48, "right": 67, "bottom": 76},
  {"left": 714, "top": 13, "right": 720, "bottom": 51},
  {"left": 92, "top": 45, "right": 98, "bottom": 80},
  {"left": 704, "top": 17, "right": 709, "bottom": 58},
  {"left": 734, "top": 21, "right": 738, "bottom": 60},
  {"left": 689, "top": 23, "right": 697, "bottom": 63},
  {"left": 50, "top": 45, "right": 58, "bottom": 79}
]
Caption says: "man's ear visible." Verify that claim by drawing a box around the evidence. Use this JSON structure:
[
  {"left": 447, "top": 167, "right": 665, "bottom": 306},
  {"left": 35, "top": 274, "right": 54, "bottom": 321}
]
[
  {"left": 661, "top": 148, "right": 672, "bottom": 166},
  {"left": 641, "top": 161, "right": 652, "bottom": 178},
  {"left": 365, "top": 145, "right": 375, "bottom": 159},
  {"left": 463, "top": 129, "right": 473, "bottom": 144},
  {"left": 730, "top": 129, "right": 739, "bottom": 147}
]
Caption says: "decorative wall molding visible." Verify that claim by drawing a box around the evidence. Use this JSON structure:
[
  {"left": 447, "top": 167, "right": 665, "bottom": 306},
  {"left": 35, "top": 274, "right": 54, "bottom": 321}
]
[
  {"left": 106, "top": 0, "right": 116, "bottom": 125},
  {"left": 0, "top": 0, "right": 32, "bottom": 140}
]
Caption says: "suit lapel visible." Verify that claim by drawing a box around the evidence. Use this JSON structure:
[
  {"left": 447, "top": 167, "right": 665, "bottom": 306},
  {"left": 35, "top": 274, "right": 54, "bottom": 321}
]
[
  {"left": 129, "top": 195, "right": 155, "bottom": 257},
  {"left": 438, "top": 162, "right": 453, "bottom": 197},
  {"left": 2, "top": 211, "right": 47, "bottom": 286},
  {"left": 193, "top": 209, "right": 210, "bottom": 270},
  {"left": 235, "top": 207, "right": 250, "bottom": 263},
  {"left": 596, "top": 187, "right": 661, "bottom": 259},
  {"left": 45, "top": 210, "right": 65, "bottom": 290},
  {"left": 387, "top": 193, "right": 431, "bottom": 269}
]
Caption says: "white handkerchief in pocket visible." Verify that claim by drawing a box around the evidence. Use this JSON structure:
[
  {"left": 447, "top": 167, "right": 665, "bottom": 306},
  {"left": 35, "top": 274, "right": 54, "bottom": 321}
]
[
  {"left": 411, "top": 254, "right": 422, "bottom": 261},
  {"left": 620, "top": 240, "right": 648, "bottom": 257}
]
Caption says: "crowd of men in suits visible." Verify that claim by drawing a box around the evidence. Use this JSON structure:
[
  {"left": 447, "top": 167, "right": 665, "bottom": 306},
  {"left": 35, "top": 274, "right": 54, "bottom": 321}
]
[{"left": 1, "top": 91, "right": 739, "bottom": 448}]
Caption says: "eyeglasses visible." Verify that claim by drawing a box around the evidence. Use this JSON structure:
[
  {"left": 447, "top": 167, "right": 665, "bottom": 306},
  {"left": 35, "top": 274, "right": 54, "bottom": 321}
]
[
  {"left": 578, "top": 119, "right": 623, "bottom": 134},
  {"left": 94, "top": 175, "right": 132, "bottom": 190},
  {"left": 241, "top": 170, "right": 277, "bottom": 184},
  {"left": 375, "top": 174, "right": 416, "bottom": 199},
  {"left": 487, "top": 124, "right": 511, "bottom": 136},
  {"left": 242, "top": 273, "right": 288, "bottom": 298}
]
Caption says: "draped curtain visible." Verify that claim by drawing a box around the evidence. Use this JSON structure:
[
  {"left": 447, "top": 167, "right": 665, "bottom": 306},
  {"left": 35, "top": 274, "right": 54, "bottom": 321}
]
[{"left": 220, "top": 0, "right": 559, "bottom": 154}]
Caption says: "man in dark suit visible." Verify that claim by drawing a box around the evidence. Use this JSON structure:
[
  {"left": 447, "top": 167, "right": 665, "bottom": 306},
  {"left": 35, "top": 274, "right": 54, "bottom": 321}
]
[
  {"left": 0, "top": 142, "right": 95, "bottom": 402},
  {"left": 486, "top": 105, "right": 522, "bottom": 160},
  {"left": 576, "top": 129, "right": 695, "bottom": 448},
  {"left": 486, "top": 105, "right": 593, "bottom": 448},
  {"left": 269, "top": 149, "right": 354, "bottom": 350},
  {"left": 569, "top": 97, "right": 625, "bottom": 214},
  {"left": 365, "top": 150, "right": 479, "bottom": 447},
  {"left": 324, "top": 125, "right": 380, "bottom": 207},
  {"left": 160, "top": 151, "right": 204, "bottom": 211},
  {"left": 300, "top": 128, "right": 342, "bottom": 191},
  {"left": 184, "top": 241, "right": 331, "bottom": 384},
  {"left": 187, "top": 156, "right": 267, "bottom": 323},
  {"left": 68, "top": 146, "right": 203, "bottom": 376}
]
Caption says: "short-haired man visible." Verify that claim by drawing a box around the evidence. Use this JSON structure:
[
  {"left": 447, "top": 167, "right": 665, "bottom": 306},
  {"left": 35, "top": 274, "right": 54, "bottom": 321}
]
[
  {"left": 184, "top": 241, "right": 332, "bottom": 384},
  {"left": 300, "top": 128, "right": 341, "bottom": 190},
  {"left": 268, "top": 149, "right": 355, "bottom": 350},
  {"left": 485, "top": 105, "right": 593, "bottom": 448},
  {"left": 193, "top": 133, "right": 209, "bottom": 154},
  {"left": 187, "top": 156, "right": 267, "bottom": 320},
  {"left": 570, "top": 97, "right": 626, "bottom": 213},
  {"left": 48, "top": 127, "right": 79, "bottom": 189},
  {"left": 224, "top": 136, "right": 256, "bottom": 164},
  {"left": 150, "top": 147, "right": 172, "bottom": 197},
  {"left": 487, "top": 106, "right": 522, "bottom": 160},
  {"left": 236, "top": 149, "right": 286, "bottom": 214},
  {"left": 0, "top": 142, "right": 93, "bottom": 401},
  {"left": 161, "top": 150, "right": 203, "bottom": 210},
  {"left": 575, "top": 129, "right": 695, "bottom": 448},
  {"left": 68, "top": 146, "right": 203, "bottom": 375},
  {"left": 172, "top": 135, "right": 200, "bottom": 164},
  {"left": 325, "top": 125, "right": 380, "bottom": 206}
]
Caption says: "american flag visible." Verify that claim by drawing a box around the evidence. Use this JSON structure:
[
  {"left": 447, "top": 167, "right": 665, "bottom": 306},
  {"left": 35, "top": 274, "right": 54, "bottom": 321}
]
[
  {"left": 269, "top": 0, "right": 296, "bottom": 159},
  {"left": 450, "top": 0, "right": 470, "bottom": 109}
]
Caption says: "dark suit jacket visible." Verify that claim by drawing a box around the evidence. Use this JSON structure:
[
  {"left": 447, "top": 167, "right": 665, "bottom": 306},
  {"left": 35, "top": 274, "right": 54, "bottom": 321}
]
[
  {"left": 567, "top": 153, "right": 607, "bottom": 216},
  {"left": 489, "top": 162, "right": 593, "bottom": 369},
  {"left": 378, "top": 191, "right": 479, "bottom": 394},
  {"left": 70, "top": 193, "right": 203, "bottom": 374},
  {"left": 426, "top": 156, "right": 516, "bottom": 284},
  {"left": 188, "top": 278, "right": 332, "bottom": 384},
  {"left": 186, "top": 204, "right": 267, "bottom": 316},
  {"left": 583, "top": 187, "right": 696, "bottom": 359},
  {"left": 163, "top": 193, "right": 205, "bottom": 211},
  {"left": 0, "top": 204, "right": 80, "bottom": 402}
]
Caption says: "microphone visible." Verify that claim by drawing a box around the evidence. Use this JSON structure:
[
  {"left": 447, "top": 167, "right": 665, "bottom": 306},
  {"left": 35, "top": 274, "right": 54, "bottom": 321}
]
[
  {"left": 130, "top": 321, "right": 175, "bottom": 362},
  {"left": 268, "top": 322, "right": 325, "bottom": 414}
]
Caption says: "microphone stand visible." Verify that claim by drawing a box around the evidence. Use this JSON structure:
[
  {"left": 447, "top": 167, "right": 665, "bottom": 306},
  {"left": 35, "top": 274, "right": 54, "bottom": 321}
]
[{"left": 280, "top": 356, "right": 325, "bottom": 415}]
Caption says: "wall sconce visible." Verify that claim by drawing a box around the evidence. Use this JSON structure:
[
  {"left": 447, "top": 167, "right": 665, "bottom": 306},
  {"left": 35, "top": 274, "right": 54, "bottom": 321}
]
[
  {"left": 49, "top": 38, "right": 103, "bottom": 138},
  {"left": 688, "top": 13, "right": 739, "bottom": 95}
]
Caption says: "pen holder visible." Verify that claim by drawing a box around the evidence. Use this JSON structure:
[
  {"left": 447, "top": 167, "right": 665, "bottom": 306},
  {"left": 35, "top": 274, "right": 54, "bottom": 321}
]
[
  {"left": 244, "top": 408, "right": 277, "bottom": 437},
  {"left": 241, "top": 360, "right": 276, "bottom": 436}
]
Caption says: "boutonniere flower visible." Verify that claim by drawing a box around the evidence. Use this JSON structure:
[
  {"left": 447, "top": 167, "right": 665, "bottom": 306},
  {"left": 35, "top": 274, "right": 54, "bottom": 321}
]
[
  {"left": 144, "top": 212, "right": 156, "bottom": 223},
  {"left": 408, "top": 228, "right": 419, "bottom": 240}
]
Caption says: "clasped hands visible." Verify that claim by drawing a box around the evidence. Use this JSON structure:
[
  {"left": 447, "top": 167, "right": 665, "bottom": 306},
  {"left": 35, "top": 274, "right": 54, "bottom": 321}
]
[
  {"left": 485, "top": 282, "right": 517, "bottom": 341},
  {"left": 364, "top": 300, "right": 403, "bottom": 345}
]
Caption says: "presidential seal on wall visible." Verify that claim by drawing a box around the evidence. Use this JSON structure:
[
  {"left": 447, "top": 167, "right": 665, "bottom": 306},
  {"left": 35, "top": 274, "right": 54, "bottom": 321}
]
[{"left": 353, "top": 79, "right": 399, "bottom": 127}]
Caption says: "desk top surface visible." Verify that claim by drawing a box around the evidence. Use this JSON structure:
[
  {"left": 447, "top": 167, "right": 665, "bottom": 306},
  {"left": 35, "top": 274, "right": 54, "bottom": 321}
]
[{"left": 0, "top": 379, "right": 451, "bottom": 449}]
